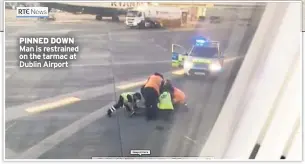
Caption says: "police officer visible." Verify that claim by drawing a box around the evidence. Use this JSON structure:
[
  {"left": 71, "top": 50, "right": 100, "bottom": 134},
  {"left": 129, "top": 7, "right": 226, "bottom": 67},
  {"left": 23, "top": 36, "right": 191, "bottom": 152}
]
[
  {"left": 141, "top": 72, "right": 164, "bottom": 120},
  {"left": 107, "top": 92, "right": 142, "bottom": 117}
]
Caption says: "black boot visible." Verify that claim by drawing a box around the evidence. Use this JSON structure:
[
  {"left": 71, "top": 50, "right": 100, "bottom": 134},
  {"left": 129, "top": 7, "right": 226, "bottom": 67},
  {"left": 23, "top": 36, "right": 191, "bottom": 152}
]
[
  {"left": 107, "top": 109, "right": 112, "bottom": 117},
  {"left": 146, "top": 107, "right": 153, "bottom": 121}
]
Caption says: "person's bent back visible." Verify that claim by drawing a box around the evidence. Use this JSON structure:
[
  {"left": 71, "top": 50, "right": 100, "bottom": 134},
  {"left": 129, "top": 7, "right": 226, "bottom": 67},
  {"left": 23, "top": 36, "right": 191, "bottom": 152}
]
[
  {"left": 141, "top": 73, "right": 164, "bottom": 120},
  {"left": 173, "top": 87, "right": 186, "bottom": 104},
  {"left": 144, "top": 74, "right": 164, "bottom": 95}
]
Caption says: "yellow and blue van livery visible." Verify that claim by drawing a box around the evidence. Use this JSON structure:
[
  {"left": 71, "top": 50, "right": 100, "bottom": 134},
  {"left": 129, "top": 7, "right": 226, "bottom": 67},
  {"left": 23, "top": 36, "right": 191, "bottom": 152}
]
[
  {"left": 171, "top": 44, "right": 188, "bottom": 67},
  {"left": 172, "top": 37, "right": 224, "bottom": 77}
]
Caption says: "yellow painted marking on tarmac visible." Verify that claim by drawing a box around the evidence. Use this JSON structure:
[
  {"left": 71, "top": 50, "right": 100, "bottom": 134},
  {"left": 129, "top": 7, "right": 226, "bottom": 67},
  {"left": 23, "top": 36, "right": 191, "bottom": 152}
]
[
  {"left": 172, "top": 69, "right": 185, "bottom": 75},
  {"left": 116, "top": 80, "right": 147, "bottom": 90},
  {"left": 25, "top": 97, "right": 81, "bottom": 114}
]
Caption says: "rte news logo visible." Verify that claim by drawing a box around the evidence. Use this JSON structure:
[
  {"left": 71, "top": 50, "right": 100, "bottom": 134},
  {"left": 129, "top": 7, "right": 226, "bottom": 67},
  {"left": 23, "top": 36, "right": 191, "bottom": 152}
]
[{"left": 16, "top": 7, "right": 49, "bottom": 18}]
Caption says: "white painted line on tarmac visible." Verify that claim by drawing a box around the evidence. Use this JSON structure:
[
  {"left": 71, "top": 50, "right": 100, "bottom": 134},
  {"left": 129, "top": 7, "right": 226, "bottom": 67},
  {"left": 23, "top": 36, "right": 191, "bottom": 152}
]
[
  {"left": 16, "top": 29, "right": 72, "bottom": 35},
  {"left": 5, "top": 74, "right": 12, "bottom": 79},
  {"left": 5, "top": 121, "right": 16, "bottom": 131},
  {"left": 224, "top": 56, "right": 245, "bottom": 63},
  {"left": 155, "top": 44, "right": 169, "bottom": 52},
  {"left": 71, "top": 60, "right": 171, "bottom": 67},
  {"left": 78, "top": 54, "right": 110, "bottom": 59},
  {"left": 5, "top": 148, "right": 18, "bottom": 159},
  {"left": 5, "top": 69, "right": 18, "bottom": 79},
  {"left": 5, "top": 72, "right": 15, "bottom": 79},
  {"left": 16, "top": 102, "right": 114, "bottom": 159},
  {"left": 5, "top": 40, "right": 17, "bottom": 44},
  {"left": 8, "top": 70, "right": 183, "bottom": 158},
  {"left": 5, "top": 84, "right": 114, "bottom": 122},
  {"left": 150, "top": 38, "right": 169, "bottom": 52},
  {"left": 5, "top": 69, "right": 177, "bottom": 122},
  {"left": 184, "top": 136, "right": 197, "bottom": 144}
]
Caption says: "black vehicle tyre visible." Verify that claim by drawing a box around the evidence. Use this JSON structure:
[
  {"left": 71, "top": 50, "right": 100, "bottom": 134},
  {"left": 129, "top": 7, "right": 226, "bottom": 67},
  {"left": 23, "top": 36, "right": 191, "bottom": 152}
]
[
  {"left": 96, "top": 15, "right": 102, "bottom": 21},
  {"left": 144, "top": 21, "right": 151, "bottom": 28},
  {"left": 155, "top": 22, "right": 161, "bottom": 28},
  {"left": 112, "top": 16, "right": 120, "bottom": 22},
  {"left": 138, "top": 22, "right": 145, "bottom": 29}
]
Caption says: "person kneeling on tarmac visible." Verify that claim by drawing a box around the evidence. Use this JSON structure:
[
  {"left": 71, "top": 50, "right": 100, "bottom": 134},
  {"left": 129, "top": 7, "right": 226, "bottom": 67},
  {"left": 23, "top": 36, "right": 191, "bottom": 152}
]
[
  {"left": 158, "top": 89, "right": 175, "bottom": 121},
  {"left": 162, "top": 80, "right": 187, "bottom": 107},
  {"left": 158, "top": 88, "right": 175, "bottom": 111},
  {"left": 107, "top": 92, "right": 142, "bottom": 117}
]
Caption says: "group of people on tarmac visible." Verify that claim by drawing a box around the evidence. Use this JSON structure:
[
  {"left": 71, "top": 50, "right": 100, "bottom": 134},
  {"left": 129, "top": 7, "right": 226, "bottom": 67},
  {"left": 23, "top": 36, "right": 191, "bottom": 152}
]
[{"left": 107, "top": 72, "right": 186, "bottom": 120}]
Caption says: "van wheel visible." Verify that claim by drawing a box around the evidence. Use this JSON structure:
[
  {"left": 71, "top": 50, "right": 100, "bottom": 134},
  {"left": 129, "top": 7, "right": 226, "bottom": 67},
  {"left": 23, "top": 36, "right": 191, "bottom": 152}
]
[
  {"left": 144, "top": 21, "right": 151, "bottom": 28},
  {"left": 137, "top": 22, "right": 144, "bottom": 29}
]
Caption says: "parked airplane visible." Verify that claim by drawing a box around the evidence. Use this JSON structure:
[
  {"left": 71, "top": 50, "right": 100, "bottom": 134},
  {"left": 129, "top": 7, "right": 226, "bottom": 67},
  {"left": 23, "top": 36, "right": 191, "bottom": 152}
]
[{"left": 39, "top": 2, "right": 150, "bottom": 21}]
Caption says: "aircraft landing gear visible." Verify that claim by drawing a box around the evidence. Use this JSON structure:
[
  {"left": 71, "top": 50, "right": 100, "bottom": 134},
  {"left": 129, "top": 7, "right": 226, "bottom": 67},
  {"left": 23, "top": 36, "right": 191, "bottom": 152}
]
[
  {"left": 112, "top": 16, "right": 120, "bottom": 22},
  {"left": 96, "top": 15, "right": 102, "bottom": 21}
]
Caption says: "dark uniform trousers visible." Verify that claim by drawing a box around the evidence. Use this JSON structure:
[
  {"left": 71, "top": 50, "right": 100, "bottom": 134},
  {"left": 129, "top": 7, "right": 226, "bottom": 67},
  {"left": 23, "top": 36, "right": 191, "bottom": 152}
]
[{"left": 141, "top": 87, "right": 159, "bottom": 120}]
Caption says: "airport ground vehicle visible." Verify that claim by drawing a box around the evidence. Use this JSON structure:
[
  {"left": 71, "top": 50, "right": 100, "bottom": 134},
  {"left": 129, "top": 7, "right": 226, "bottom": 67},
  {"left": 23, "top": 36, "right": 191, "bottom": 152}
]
[
  {"left": 125, "top": 6, "right": 182, "bottom": 29},
  {"left": 172, "top": 37, "right": 224, "bottom": 78}
]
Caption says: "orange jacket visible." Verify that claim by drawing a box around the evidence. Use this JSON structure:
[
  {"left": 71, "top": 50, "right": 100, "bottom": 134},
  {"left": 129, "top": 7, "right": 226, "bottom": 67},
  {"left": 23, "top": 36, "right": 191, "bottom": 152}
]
[
  {"left": 173, "top": 87, "right": 185, "bottom": 104},
  {"left": 144, "top": 75, "right": 163, "bottom": 95}
]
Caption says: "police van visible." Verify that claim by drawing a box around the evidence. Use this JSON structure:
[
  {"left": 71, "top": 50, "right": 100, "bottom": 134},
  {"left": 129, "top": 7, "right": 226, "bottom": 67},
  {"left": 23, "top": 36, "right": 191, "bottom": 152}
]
[{"left": 171, "top": 37, "right": 224, "bottom": 78}]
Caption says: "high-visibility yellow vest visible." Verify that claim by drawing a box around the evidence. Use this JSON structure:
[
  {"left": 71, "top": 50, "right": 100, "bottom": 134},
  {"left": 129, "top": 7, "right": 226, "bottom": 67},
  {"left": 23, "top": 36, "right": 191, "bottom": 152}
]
[
  {"left": 121, "top": 92, "right": 134, "bottom": 103},
  {"left": 158, "top": 92, "right": 174, "bottom": 110}
]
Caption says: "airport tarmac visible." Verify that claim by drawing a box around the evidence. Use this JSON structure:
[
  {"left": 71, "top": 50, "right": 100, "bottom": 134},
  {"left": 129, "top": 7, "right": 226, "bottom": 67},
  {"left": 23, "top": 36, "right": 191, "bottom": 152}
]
[{"left": 5, "top": 19, "right": 253, "bottom": 159}]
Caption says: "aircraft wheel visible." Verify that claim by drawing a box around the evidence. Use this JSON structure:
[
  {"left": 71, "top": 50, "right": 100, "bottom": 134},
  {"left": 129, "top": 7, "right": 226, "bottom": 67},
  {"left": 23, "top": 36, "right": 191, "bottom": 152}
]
[
  {"left": 112, "top": 16, "right": 119, "bottom": 22},
  {"left": 96, "top": 15, "right": 102, "bottom": 21}
]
